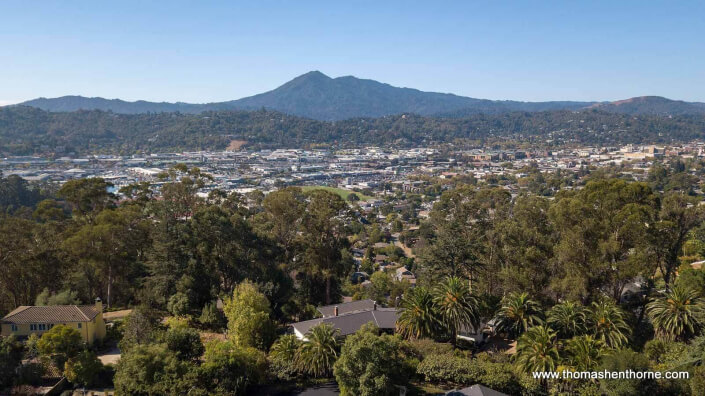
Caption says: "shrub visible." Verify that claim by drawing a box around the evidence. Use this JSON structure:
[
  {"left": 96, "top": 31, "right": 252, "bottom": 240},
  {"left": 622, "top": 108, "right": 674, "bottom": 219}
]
[
  {"left": 163, "top": 327, "right": 205, "bottom": 361},
  {"left": 167, "top": 292, "right": 191, "bottom": 316},
  {"left": 599, "top": 349, "right": 656, "bottom": 396},
  {"left": 64, "top": 351, "right": 103, "bottom": 387},
  {"left": 334, "top": 325, "right": 412, "bottom": 396},
  {"left": 408, "top": 339, "right": 454, "bottom": 359},
  {"left": 416, "top": 353, "right": 483, "bottom": 385},
  {"left": 199, "top": 302, "right": 225, "bottom": 330},
  {"left": 37, "top": 325, "right": 83, "bottom": 368}
]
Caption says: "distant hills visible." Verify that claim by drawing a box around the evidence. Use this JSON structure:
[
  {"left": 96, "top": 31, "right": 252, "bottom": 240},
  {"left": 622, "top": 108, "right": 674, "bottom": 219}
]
[
  {"left": 15, "top": 71, "right": 705, "bottom": 120},
  {"left": 4, "top": 105, "right": 705, "bottom": 156}
]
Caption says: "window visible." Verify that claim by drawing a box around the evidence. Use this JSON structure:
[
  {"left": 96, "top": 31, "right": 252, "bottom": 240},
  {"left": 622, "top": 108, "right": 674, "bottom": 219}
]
[
  {"left": 78, "top": 323, "right": 82, "bottom": 329},
  {"left": 11, "top": 324, "right": 18, "bottom": 332},
  {"left": 39, "top": 324, "right": 46, "bottom": 331},
  {"left": 30, "top": 324, "right": 36, "bottom": 331}
]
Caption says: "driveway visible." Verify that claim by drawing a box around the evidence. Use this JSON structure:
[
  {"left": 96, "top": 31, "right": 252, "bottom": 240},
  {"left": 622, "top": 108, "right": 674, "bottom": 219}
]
[{"left": 97, "top": 345, "right": 121, "bottom": 365}]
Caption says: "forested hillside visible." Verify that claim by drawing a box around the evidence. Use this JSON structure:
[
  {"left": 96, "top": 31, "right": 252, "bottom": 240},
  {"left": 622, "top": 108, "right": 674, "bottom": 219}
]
[
  {"left": 3, "top": 164, "right": 705, "bottom": 394},
  {"left": 2, "top": 106, "right": 705, "bottom": 155}
]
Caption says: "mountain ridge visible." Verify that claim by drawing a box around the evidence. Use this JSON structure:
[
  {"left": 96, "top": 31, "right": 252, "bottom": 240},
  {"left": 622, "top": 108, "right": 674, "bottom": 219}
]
[{"left": 14, "top": 72, "right": 705, "bottom": 120}]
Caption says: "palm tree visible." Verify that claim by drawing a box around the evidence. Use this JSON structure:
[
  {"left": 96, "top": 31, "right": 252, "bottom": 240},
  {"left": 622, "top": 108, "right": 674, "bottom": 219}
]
[
  {"left": 647, "top": 286, "right": 704, "bottom": 341},
  {"left": 396, "top": 287, "right": 440, "bottom": 340},
  {"left": 564, "top": 335, "right": 605, "bottom": 371},
  {"left": 514, "top": 325, "right": 560, "bottom": 373},
  {"left": 269, "top": 334, "right": 300, "bottom": 362},
  {"left": 433, "top": 276, "right": 480, "bottom": 345},
  {"left": 494, "top": 292, "right": 543, "bottom": 338},
  {"left": 295, "top": 323, "right": 339, "bottom": 377},
  {"left": 588, "top": 299, "right": 631, "bottom": 348},
  {"left": 547, "top": 301, "right": 587, "bottom": 339}
]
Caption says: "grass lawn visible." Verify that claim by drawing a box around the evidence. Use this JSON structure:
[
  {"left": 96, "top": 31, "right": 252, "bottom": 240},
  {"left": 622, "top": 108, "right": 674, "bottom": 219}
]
[{"left": 300, "top": 185, "right": 374, "bottom": 201}]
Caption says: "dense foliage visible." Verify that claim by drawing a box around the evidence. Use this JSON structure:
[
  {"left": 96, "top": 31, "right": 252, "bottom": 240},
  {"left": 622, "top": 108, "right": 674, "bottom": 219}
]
[{"left": 3, "top": 106, "right": 705, "bottom": 155}]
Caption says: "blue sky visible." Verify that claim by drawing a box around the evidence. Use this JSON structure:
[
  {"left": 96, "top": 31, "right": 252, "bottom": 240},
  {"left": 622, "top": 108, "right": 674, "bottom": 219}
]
[{"left": 1, "top": 1, "right": 704, "bottom": 105}]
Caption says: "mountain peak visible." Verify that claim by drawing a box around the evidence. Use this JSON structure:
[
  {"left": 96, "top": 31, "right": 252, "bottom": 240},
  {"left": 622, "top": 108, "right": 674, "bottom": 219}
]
[
  {"left": 12, "top": 73, "right": 705, "bottom": 120},
  {"left": 294, "top": 70, "right": 331, "bottom": 81}
]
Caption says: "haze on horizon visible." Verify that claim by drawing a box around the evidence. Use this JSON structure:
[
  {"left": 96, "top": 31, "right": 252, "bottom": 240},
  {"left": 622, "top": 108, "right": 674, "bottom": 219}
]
[{"left": 1, "top": 0, "right": 704, "bottom": 105}]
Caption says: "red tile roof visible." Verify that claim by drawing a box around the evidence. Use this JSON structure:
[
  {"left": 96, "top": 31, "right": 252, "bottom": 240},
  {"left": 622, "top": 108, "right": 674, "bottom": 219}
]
[{"left": 1, "top": 305, "right": 100, "bottom": 324}]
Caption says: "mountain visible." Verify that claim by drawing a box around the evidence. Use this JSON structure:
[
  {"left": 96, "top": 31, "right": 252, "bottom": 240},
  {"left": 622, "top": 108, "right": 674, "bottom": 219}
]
[
  {"left": 586, "top": 96, "right": 705, "bottom": 116},
  {"left": 20, "top": 95, "right": 206, "bottom": 114},
  {"left": 13, "top": 71, "right": 705, "bottom": 120},
  {"left": 217, "top": 71, "right": 594, "bottom": 119}
]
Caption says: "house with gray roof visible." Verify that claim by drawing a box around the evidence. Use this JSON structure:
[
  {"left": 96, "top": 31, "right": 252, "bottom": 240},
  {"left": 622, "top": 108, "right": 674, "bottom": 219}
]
[{"left": 292, "top": 299, "right": 398, "bottom": 340}]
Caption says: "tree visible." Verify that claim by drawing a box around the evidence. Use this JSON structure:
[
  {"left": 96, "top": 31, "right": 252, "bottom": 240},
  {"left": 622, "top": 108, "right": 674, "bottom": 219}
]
[
  {"left": 167, "top": 292, "right": 191, "bottom": 317},
  {"left": 433, "top": 277, "right": 480, "bottom": 345},
  {"left": 119, "top": 305, "right": 161, "bottom": 352},
  {"left": 258, "top": 187, "right": 305, "bottom": 265},
  {"left": 514, "top": 325, "right": 560, "bottom": 373},
  {"left": 63, "top": 206, "right": 148, "bottom": 308},
  {"left": 588, "top": 299, "right": 631, "bottom": 348},
  {"left": 295, "top": 323, "right": 339, "bottom": 377},
  {"left": 334, "top": 324, "right": 411, "bottom": 396},
  {"left": 64, "top": 350, "right": 103, "bottom": 387},
  {"left": 549, "top": 179, "right": 656, "bottom": 302},
  {"left": 647, "top": 286, "right": 704, "bottom": 341},
  {"left": 114, "top": 344, "right": 198, "bottom": 396},
  {"left": 0, "top": 335, "right": 22, "bottom": 390},
  {"left": 420, "top": 187, "right": 509, "bottom": 285},
  {"left": 369, "top": 271, "right": 392, "bottom": 305},
  {"left": 396, "top": 287, "right": 440, "bottom": 340},
  {"left": 547, "top": 301, "right": 587, "bottom": 339},
  {"left": 675, "top": 266, "right": 705, "bottom": 297},
  {"left": 494, "top": 195, "right": 554, "bottom": 298},
  {"left": 164, "top": 327, "right": 205, "bottom": 361},
  {"left": 37, "top": 325, "right": 83, "bottom": 368},
  {"left": 599, "top": 349, "right": 655, "bottom": 396},
  {"left": 268, "top": 334, "right": 301, "bottom": 380},
  {"left": 35, "top": 288, "right": 81, "bottom": 306},
  {"left": 57, "top": 178, "right": 115, "bottom": 218},
  {"left": 199, "top": 302, "right": 225, "bottom": 330},
  {"left": 653, "top": 193, "right": 703, "bottom": 286},
  {"left": 298, "top": 190, "right": 351, "bottom": 305},
  {"left": 223, "top": 281, "right": 275, "bottom": 350},
  {"left": 199, "top": 340, "right": 267, "bottom": 396},
  {"left": 0, "top": 217, "right": 65, "bottom": 314},
  {"left": 494, "top": 292, "right": 543, "bottom": 338},
  {"left": 564, "top": 335, "right": 605, "bottom": 371}
]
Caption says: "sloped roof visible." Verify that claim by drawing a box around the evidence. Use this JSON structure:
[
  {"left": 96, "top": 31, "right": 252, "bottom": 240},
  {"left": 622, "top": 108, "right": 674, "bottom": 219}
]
[
  {"left": 1, "top": 305, "right": 100, "bottom": 324},
  {"left": 317, "top": 299, "right": 376, "bottom": 317},
  {"left": 292, "top": 308, "right": 398, "bottom": 337},
  {"left": 446, "top": 384, "right": 509, "bottom": 396}
]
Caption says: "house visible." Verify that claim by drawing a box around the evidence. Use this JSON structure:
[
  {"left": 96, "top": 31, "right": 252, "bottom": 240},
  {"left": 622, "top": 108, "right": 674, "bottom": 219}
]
[
  {"left": 291, "top": 299, "right": 398, "bottom": 340},
  {"left": 350, "top": 271, "right": 370, "bottom": 284},
  {"left": 446, "top": 384, "right": 509, "bottom": 396},
  {"left": 395, "top": 266, "right": 417, "bottom": 285},
  {"left": 1, "top": 298, "right": 107, "bottom": 344}
]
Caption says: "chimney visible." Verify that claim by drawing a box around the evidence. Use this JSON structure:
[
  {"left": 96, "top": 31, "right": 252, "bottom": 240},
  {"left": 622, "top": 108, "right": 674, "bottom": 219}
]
[
  {"left": 95, "top": 297, "right": 103, "bottom": 312},
  {"left": 334, "top": 306, "right": 339, "bottom": 316},
  {"left": 373, "top": 301, "right": 377, "bottom": 311}
]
